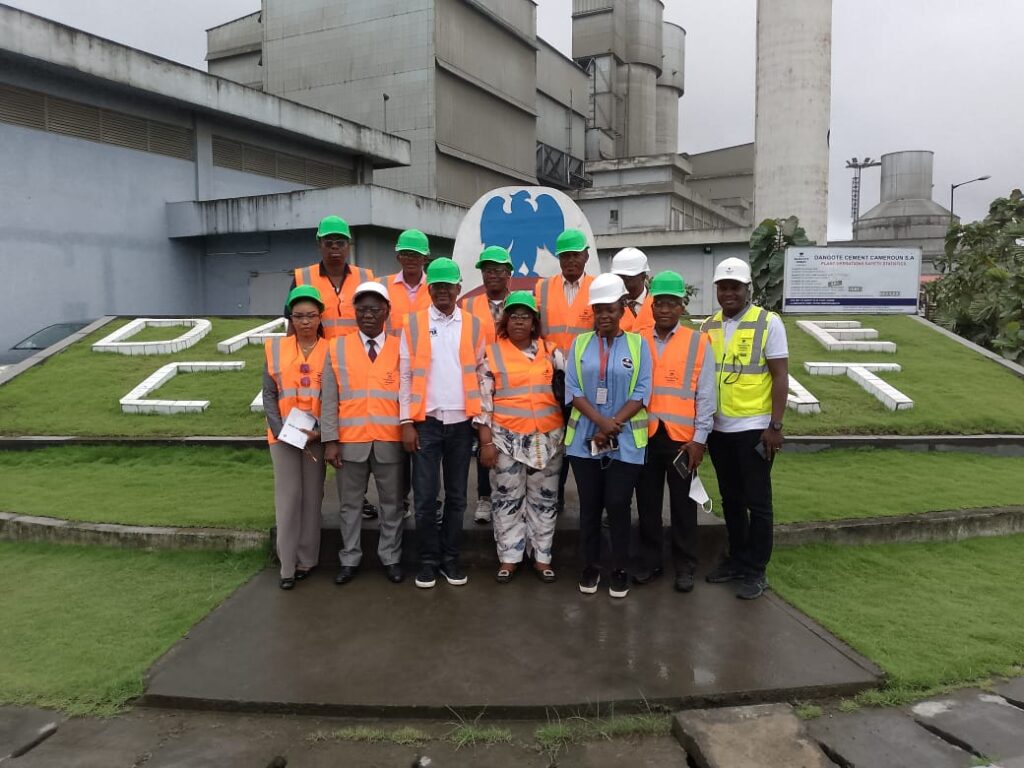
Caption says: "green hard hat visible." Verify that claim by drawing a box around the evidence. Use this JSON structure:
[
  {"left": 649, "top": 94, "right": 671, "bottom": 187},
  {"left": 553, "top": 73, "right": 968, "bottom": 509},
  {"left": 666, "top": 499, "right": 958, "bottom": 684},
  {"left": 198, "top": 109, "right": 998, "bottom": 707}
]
[
  {"left": 503, "top": 290, "right": 537, "bottom": 313},
  {"left": 396, "top": 228, "right": 429, "bottom": 255},
  {"left": 555, "top": 228, "right": 588, "bottom": 255},
  {"left": 476, "top": 245, "right": 512, "bottom": 268},
  {"left": 649, "top": 271, "right": 687, "bottom": 298},
  {"left": 286, "top": 285, "right": 325, "bottom": 311},
  {"left": 426, "top": 257, "right": 462, "bottom": 285},
  {"left": 317, "top": 215, "right": 351, "bottom": 239}
]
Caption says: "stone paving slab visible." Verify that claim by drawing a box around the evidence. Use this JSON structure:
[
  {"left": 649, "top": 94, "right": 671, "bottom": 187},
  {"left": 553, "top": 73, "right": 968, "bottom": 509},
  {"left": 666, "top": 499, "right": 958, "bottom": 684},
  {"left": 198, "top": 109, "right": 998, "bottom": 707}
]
[
  {"left": 806, "top": 708, "right": 973, "bottom": 768},
  {"left": 140, "top": 568, "right": 879, "bottom": 716},
  {"left": 910, "top": 689, "right": 1024, "bottom": 763},
  {"left": 0, "top": 706, "right": 62, "bottom": 761},
  {"left": 995, "top": 676, "right": 1024, "bottom": 708},
  {"left": 673, "top": 703, "right": 831, "bottom": 768}
]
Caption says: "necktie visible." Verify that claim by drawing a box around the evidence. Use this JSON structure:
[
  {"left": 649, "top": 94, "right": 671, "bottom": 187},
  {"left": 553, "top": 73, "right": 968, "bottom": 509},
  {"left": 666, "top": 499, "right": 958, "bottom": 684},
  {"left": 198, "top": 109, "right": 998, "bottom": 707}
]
[
  {"left": 367, "top": 339, "right": 377, "bottom": 362},
  {"left": 629, "top": 301, "right": 639, "bottom": 316}
]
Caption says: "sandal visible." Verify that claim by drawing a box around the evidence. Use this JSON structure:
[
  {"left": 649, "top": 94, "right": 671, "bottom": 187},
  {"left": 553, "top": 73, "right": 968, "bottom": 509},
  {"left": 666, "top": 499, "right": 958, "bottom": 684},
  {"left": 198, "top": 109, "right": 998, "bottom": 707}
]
[
  {"left": 534, "top": 566, "right": 556, "bottom": 584},
  {"left": 495, "top": 566, "right": 516, "bottom": 584}
]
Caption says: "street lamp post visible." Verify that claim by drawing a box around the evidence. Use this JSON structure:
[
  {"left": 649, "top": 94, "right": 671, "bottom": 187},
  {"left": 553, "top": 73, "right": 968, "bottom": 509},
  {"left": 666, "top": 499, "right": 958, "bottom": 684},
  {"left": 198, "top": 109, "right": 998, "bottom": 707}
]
[{"left": 949, "top": 175, "right": 992, "bottom": 225}]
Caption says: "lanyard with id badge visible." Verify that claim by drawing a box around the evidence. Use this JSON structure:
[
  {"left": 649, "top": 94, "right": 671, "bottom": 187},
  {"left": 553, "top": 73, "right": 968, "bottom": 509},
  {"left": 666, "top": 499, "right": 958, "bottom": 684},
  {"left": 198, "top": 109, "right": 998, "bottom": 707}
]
[{"left": 588, "top": 336, "right": 617, "bottom": 457}]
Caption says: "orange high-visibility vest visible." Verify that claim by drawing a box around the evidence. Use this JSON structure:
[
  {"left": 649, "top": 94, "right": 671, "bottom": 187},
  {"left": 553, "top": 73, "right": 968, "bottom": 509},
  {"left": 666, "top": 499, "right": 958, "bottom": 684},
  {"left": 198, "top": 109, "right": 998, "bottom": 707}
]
[
  {"left": 264, "top": 336, "right": 327, "bottom": 444},
  {"left": 405, "top": 309, "right": 483, "bottom": 422},
  {"left": 460, "top": 293, "right": 501, "bottom": 345},
  {"left": 485, "top": 338, "right": 563, "bottom": 435},
  {"left": 620, "top": 293, "right": 655, "bottom": 336},
  {"left": 294, "top": 263, "right": 375, "bottom": 339},
  {"left": 379, "top": 272, "right": 430, "bottom": 337},
  {"left": 642, "top": 325, "right": 707, "bottom": 443},
  {"left": 534, "top": 274, "right": 595, "bottom": 353},
  {"left": 328, "top": 333, "right": 401, "bottom": 443}
]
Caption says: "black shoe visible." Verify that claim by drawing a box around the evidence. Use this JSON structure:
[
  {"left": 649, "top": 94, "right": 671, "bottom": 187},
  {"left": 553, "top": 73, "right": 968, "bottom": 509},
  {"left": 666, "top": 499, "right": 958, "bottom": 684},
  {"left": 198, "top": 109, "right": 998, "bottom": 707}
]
[
  {"left": 632, "top": 567, "right": 663, "bottom": 585},
  {"left": 578, "top": 566, "right": 600, "bottom": 594},
  {"left": 279, "top": 577, "right": 295, "bottom": 590},
  {"left": 334, "top": 565, "right": 358, "bottom": 585},
  {"left": 736, "top": 574, "right": 768, "bottom": 600},
  {"left": 706, "top": 561, "right": 745, "bottom": 584},
  {"left": 361, "top": 500, "right": 378, "bottom": 520},
  {"left": 384, "top": 564, "right": 404, "bottom": 584},
  {"left": 674, "top": 571, "right": 695, "bottom": 593},
  {"left": 609, "top": 569, "right": 630, "bottom": 598},
  {"left": 440, "top": 563, "right": 468, "bottom": 586},
  {"left": 415, "top": 565, "right": 437, "bottom": 589},
  {"left": 294, "top": 566, "right": 315, "bottom": 581}
]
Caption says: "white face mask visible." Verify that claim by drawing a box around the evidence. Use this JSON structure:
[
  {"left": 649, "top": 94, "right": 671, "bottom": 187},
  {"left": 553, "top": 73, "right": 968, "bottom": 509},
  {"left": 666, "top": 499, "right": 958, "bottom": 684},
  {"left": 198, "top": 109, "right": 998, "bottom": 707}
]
[{"left": 689, "top": 470, "right": 713, "bottom": 514}]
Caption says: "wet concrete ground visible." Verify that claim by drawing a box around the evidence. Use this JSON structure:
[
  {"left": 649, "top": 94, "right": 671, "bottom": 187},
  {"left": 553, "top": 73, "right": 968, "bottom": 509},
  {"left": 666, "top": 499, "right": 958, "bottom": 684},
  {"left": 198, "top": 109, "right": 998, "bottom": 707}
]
[{"left": 140, "top": 564, "right": 879, "bottom": 717}]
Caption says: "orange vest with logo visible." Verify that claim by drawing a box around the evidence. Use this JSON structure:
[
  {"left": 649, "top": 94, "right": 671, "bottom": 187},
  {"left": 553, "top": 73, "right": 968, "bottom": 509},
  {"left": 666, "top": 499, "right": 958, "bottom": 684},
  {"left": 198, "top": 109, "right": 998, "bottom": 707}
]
[
  {"left": 485, "top": 338, "right": 563, "bottom": 435},
  {"left": 380, "top": 272, "right": 430, "bottom": 338},
  {"left": 460, "top": 293, "right": 500, "bottom": 345},
  {"left": 643, "top": 325, "right": 706, "bottom": 443},
  {"left": 620, "top": 294, "right": 655, "bottom": 336},
  {"left": 405, "top": 309, "right": 483, "bottom": 421},
  {"left": 329, "top": 333, "right": 401, "bottom": 443},
  {"left": 294, "top": 263, "right": 375, "bottom": 339},
  {"left": 264, "top": 336, "right": 327, "bottom": 444},
  {"left": 534, "top": 274, "right": 596, "bottom": 354}
]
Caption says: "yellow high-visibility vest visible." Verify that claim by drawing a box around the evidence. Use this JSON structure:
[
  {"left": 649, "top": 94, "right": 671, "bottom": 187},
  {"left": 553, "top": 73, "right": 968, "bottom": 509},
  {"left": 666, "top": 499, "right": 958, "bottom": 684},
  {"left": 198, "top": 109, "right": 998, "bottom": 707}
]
[{"left": 701, "top": 305, "right": 773, "bottom": 418}]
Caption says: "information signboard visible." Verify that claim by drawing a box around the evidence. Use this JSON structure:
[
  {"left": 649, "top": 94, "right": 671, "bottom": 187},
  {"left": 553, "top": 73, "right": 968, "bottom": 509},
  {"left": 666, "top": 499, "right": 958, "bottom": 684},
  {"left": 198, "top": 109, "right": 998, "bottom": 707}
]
[{"left": 783, "top": 246, "right": 922, "bottom": 314}]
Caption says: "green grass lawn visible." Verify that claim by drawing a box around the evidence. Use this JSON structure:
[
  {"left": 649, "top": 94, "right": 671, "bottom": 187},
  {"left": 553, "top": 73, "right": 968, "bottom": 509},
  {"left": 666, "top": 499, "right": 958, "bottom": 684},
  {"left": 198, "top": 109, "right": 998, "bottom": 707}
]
[
  {"left": 2, "top": 314, "right": 1023, "bottom": 437},
  {"left": 0, "top": 445, "right": 275, "bottom": 530},
  {"left": 781, "top": 315, "right": 1024, "bottom": 434},
  {"left": 699, "top": 447, "right": 1024, "bottom": 524},
  {"left": 0, "top": 317, "right": 270, "bottom": 437},
  {"left": 770, "top": 535, "right": 1024, "bottom": 703},
  {"left": 0, "top": 541, "right": 263, "bottom": 715}
]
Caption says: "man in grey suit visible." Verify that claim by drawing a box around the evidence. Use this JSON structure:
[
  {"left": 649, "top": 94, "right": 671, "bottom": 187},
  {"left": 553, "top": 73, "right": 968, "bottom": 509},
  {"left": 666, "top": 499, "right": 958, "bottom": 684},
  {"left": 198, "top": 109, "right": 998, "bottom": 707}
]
[{"left": 323, "top": 282, "right": 406, "bottom": 584}]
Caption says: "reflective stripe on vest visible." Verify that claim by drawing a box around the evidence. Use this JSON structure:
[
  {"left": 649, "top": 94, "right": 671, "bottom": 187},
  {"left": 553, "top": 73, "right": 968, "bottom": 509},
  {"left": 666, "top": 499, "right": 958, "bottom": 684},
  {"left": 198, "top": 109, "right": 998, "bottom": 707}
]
[
  {"left": 406, "top": 309, "right": 482, "bottom": 421},
  {"left": 330, "top": 333, "right": 401, "bottom": 443},
  {"left": 646, "top": 326, "right": 704, "bottom": 442},
  {"left": 564, "top": 331, "right": 649, "bottom": 449},
  {"left": 537, "top": 275, "right": 595, "bottom": 352},
  {"left": 294, "top": 265, "right": 373, "bottom": 339},
  {"left": 701, "top": 305, "right": 772, "bottom": 417},
  {"left": 264, "top": 336, "right": 325, "bottom": 444},
  {"left": 486, "top": 339, "right": 563, "bottom": 434}
]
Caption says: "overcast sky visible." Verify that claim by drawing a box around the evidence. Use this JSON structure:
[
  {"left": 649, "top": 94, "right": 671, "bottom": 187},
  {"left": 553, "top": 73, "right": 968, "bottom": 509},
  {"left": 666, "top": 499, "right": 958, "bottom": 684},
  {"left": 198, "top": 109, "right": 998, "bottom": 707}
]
[{"left": 9, "top": 0, "right": 1020, "bottom": 239}]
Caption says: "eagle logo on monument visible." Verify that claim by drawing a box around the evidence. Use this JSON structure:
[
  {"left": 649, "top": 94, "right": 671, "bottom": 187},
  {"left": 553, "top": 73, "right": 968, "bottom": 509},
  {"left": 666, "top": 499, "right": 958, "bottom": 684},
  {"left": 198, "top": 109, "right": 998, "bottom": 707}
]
[{"left": 480, "top": 190, "right": 564, "bottom": 277}]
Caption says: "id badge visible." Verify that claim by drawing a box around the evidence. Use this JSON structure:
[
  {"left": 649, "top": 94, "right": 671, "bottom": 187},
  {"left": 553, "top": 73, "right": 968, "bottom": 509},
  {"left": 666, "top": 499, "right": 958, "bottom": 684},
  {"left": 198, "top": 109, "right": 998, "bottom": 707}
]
[{"left": 595, "top": 387, "right": 608, "bottom": 405}]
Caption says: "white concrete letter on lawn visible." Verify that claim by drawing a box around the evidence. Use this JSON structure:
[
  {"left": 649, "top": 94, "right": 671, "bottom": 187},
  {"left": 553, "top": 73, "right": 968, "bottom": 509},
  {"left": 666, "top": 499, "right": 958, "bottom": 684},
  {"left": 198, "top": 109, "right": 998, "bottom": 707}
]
[
  {"left": 804, "top": 362, "right": 913, "bottom": 411},
  {"left": 797, "top": 320, "right": 896, "bottom": 353},
  {"left": 93, "top": 318, "right": 211, "bottom": 356},
  {"left": 217, "top": 318, "right": 287, "bottom": 354},
  {"left": 120, "top": 361, "right": 245, "bottom": 414},
  {"left": 787, "top": 374, "right": 821, "bottom": 414}
]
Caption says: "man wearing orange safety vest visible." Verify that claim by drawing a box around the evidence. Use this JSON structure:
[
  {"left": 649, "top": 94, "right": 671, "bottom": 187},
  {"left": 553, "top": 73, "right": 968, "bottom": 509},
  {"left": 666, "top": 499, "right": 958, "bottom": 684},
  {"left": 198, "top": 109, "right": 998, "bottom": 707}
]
[
  {"left": 322, "top": 282, "right": 406, "bottom": 586},
  {"left": 399, "top": 258, "right": 487, "bottom": 589},
  {"left": 290, "top": 216, "right": 375, "bottom": 339},
  {"left": 380, "top": 229, "right": 432, "bottom": 338},
  {"left": 533, "top": 228, "right": 596, "bottom": 356},
  {"left": 634, "top": 271, "right": 716, "bottom": 594},
  {"left": 612, "top": 247, "right": 655, "bottom": 336},
  {"left": 459, "top": 245, "right": 511, "bottom": 524}
]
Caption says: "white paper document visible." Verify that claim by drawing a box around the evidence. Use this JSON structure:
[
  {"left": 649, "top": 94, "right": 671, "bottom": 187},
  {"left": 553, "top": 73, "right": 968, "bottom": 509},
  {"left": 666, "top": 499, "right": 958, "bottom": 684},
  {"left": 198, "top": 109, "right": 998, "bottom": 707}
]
[{"left": 277, "top": 409, "right": 317, "bottom": 449}]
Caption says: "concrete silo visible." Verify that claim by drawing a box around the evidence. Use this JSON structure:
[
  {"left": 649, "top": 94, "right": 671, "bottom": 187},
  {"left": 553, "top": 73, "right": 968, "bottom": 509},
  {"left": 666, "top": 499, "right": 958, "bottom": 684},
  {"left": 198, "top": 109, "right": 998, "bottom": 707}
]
[
  {"left": 622, "top": 0, "right": 662, "bottom": 157},
  {"left": 753, "top": 0, "right": 832, "bottom": 244},
  {"left": 655, "top": 21, "right": 685, "bottom": 154}
]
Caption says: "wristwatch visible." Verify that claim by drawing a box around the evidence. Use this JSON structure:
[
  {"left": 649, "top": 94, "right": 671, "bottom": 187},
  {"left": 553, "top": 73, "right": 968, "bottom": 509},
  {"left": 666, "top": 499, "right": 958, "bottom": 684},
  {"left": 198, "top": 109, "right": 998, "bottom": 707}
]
[{"left": 769, "top": 421, "right": 784, "bottom": 431}]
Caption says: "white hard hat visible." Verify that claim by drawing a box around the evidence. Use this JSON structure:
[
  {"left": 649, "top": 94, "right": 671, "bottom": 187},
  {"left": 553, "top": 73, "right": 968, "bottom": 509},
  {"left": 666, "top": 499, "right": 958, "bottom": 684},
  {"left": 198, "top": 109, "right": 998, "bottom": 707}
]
[
  {"left": 611, "top": 247, "right": 649, "bottom": 276},
  {"left": 587, "top": 273, "right": 628, "bottom": 305},
  {"left": 712, "top": 257, "right": 752, "bottom": 284},
  {"left": 353, "top": 281, "right": 391, "bottom": 303}
]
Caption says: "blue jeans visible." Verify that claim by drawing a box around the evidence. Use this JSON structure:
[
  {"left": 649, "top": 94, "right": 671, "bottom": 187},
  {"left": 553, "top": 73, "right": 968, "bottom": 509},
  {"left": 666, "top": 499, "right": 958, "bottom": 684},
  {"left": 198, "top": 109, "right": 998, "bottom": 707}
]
[{"left": 412, "top": 417, "right": 475, "bottom": 569}]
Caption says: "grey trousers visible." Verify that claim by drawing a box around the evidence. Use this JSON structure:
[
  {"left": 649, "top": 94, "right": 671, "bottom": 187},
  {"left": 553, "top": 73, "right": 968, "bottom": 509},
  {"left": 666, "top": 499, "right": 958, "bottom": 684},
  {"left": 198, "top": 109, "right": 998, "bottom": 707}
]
[
  {"left": 337, "top": 453, "right": 403, "bottom": 567},
  {"left": 270, "top": 441, "right": 326, "bottom": 578}
]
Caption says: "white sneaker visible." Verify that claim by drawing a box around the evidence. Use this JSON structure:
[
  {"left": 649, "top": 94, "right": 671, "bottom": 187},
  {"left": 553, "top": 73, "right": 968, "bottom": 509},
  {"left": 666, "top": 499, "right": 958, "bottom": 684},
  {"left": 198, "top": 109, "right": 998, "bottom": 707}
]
[{"left": 474, "top": 497, "right": 492, "bottom": 524}]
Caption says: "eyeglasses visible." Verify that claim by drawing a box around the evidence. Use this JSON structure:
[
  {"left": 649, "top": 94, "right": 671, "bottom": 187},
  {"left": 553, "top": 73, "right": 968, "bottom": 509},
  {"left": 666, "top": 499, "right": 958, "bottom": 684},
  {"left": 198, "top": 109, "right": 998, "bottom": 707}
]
[
  {"left": 481, "top": 266, "right": 510, "bottom": 276},
  {"left": 291, "top": 312, "right": 320, "bottom": 321},
  {"left": 320, "top": 237, "right": 349, "bottom": 248},
  {"left": 397, "top": 251, "right": 425, "bottom": 260},
  {"left": 354, "top": 306, "right": 387, "bottom": 316},
  {"left": 507, "top": 312, "right": 534, "bottom": 322},
  {"left": 652, "top": 298, "right": 683, "bottom": 309}
]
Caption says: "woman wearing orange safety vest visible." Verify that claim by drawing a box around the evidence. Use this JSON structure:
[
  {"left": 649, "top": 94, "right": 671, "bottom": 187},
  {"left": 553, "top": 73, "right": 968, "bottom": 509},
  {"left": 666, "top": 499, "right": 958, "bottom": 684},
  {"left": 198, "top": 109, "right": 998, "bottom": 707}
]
[
  {"left": 263, "top": 285, "right": 328, "bottom": 591},
  {"left": 476, "top": 291, "right": 566, "bottom": 584}
]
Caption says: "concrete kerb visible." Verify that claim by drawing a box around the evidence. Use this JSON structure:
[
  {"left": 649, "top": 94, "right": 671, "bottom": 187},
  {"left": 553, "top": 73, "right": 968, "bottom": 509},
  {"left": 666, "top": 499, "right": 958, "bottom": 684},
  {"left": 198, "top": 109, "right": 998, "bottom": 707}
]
[{"left": 0, "top": 511, "right": 268, "bottom": 553}]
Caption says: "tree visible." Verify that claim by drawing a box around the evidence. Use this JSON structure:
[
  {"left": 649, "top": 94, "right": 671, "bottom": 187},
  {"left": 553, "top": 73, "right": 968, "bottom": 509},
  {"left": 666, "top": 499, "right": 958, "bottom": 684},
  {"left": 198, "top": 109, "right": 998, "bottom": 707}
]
[
  {"left": 929, "top": 189, "right": 1024, "bottom": 364},
  {"left": 748, "top": 216, "right": 812, "bottom": 311}
]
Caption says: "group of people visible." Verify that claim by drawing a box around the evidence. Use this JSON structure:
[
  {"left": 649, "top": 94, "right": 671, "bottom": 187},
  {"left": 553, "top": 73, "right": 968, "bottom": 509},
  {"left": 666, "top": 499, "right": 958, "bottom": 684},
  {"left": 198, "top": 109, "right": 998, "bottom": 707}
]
[{"left": 263, "top": 215, "right": 790, "bottom": 601}]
